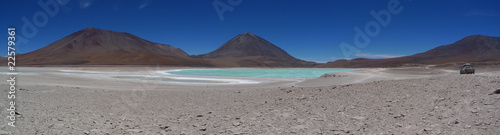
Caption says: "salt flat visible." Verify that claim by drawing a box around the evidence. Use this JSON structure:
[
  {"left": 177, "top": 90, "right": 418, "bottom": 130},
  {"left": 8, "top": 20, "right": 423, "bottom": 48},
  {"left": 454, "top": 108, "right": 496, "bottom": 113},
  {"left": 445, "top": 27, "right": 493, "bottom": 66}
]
[{"left": 0, "top": 66, "right": 499, "bottom": 134}]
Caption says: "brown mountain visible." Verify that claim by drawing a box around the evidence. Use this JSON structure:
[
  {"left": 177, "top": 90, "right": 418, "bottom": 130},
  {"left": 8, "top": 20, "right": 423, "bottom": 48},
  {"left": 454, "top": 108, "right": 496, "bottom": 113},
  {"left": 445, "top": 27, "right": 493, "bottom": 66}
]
[
  {"left": 15, "top": 28, "right": 213, "bottom": 66},
  {"left": 320, "top": 35, "right": 500, "bottom": 68},
  {"left": 195, "top": 32, "right": 316, "bottom": 67}
]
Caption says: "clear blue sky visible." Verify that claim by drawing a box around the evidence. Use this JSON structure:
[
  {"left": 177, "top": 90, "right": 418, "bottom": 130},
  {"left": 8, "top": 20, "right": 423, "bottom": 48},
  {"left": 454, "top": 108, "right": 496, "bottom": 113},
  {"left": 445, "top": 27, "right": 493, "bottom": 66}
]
[{"left": 2, "top": 0, "right": 499, "bottom": 63}]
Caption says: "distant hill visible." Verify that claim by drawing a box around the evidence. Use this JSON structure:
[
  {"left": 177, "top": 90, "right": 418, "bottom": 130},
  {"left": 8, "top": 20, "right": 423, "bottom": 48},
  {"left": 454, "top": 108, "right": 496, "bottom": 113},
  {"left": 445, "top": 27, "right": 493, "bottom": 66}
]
[
  {"left": 319, "top": 35, "right": 500, "bottom": 67},
  {"left": 194, "top": 32, "right": 316, "bottom": 67},
  {"left": 15, "top": 28, "right": 213, "bottom": 66}
]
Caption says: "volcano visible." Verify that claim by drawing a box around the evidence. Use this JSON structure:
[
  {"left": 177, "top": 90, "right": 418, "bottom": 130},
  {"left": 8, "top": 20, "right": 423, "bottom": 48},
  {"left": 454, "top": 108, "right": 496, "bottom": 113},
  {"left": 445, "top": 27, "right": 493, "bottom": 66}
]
[
  {"left": 16, "top": 28, "right": 212, "bottom": 66},
  {"left": 195, "top": 32, "right": 316, "bottom": 67}
]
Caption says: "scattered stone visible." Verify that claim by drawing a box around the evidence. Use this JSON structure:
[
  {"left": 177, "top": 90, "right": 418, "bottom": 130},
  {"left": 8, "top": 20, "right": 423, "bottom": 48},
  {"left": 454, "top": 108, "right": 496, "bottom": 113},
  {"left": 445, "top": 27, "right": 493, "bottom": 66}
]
[
  {"left": 488, "top": 89, "right": 500, "bottom": 95},
  {"left": 394, "top": 114, "right": 405, "bottom": 119},
  {"left": 333, "top": 130, "right": 343, "bottom": 135},
  {"left": 233, "top": 121, "right": 242, "bottom": 127},
  {"left": 464, "top": 125, "right": 472, "bottom": 129},
  {"left": 297, "top": 95, "right": 307, "bottom": 100},
  {"left": 352, "top": 116, "right": 366, "bottom": 121},
  {"left": 125, "top": 129, "right": 142, "bottom": 133},
  {"left": 471, "top": 109, "right": 479, "bottom": 113},
  {"left": 160, "top": 125, "right": 169, "bottom": 130}
]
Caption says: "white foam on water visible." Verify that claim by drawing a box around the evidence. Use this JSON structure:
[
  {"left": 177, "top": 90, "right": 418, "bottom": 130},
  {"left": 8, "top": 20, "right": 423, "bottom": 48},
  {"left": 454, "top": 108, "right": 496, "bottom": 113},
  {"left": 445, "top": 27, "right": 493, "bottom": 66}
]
[
  {"left": 155, "top": 70, "right": 260, "bottom": 84},
  {"left": 59, "top": 69, "right": 103, "bottom": 74}
]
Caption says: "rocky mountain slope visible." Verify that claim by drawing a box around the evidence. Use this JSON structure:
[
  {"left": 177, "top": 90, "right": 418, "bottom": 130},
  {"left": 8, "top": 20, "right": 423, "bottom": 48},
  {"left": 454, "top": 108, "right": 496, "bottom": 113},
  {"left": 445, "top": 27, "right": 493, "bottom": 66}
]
[
  {"left": 320, "top": 35, "right": 500, "bottom": 68},
  {"left": 15, "top": 28, "right": 212, "bottom": 66},
  {"left": 195, "top": 32, "right": 316, "bottom": 67}
]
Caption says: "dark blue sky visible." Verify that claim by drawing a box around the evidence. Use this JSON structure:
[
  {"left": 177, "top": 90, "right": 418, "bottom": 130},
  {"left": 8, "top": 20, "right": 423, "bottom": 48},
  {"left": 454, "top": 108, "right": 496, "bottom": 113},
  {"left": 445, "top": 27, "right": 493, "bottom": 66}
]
[{"left": 2, "top": 0, "right": 499, "bottom": 63}]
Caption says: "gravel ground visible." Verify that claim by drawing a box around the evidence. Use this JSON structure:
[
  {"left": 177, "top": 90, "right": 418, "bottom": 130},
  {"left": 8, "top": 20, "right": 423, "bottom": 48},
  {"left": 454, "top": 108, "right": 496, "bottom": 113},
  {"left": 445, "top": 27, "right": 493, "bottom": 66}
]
[{"left": 0, "top": 68, "right": 499, "bottom": 134}]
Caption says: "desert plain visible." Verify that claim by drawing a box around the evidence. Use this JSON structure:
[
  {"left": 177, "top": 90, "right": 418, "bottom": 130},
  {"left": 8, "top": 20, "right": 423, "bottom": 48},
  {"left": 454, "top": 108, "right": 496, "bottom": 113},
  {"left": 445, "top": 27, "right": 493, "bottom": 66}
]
[{"left": 0, "top": 65, "right": 499, "bottom": 134}]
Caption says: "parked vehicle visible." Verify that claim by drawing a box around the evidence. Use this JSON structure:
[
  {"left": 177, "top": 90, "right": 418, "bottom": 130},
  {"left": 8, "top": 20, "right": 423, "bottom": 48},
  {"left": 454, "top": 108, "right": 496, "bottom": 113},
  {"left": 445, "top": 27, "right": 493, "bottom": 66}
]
[{"left": 460, "top": 63, "right": 475, "bottom": 74}]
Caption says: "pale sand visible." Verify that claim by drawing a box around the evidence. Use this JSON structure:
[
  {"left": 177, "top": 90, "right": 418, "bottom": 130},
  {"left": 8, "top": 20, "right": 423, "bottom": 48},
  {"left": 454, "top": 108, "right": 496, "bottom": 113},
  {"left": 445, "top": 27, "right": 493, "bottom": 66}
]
[{"left": 0, "top": 66, "right": 499, "bottom": 134}]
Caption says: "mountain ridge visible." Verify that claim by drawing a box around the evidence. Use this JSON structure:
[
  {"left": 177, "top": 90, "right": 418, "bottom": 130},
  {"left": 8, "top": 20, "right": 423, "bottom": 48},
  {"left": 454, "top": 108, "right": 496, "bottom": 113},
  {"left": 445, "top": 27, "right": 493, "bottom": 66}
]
[
  {"left": 319, "top": 35, "right": 500, "bottom": 68},
  {"left": 7, "top": 27, "right": 500, "bottom": 67}
]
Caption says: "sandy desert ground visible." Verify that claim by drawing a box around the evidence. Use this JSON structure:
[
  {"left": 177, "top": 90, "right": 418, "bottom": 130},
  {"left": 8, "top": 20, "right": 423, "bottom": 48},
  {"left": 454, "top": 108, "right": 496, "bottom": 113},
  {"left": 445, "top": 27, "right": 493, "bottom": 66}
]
[{"left": 0, "top": 66, "right": 499, "bottom": 134}]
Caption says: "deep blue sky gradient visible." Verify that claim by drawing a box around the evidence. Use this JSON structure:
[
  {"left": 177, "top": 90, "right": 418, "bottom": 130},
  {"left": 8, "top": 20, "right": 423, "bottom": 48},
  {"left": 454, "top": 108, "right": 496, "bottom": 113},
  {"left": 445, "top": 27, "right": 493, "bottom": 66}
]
[{"left": 2, "top": 0, "right": 499, "bottom": 63}]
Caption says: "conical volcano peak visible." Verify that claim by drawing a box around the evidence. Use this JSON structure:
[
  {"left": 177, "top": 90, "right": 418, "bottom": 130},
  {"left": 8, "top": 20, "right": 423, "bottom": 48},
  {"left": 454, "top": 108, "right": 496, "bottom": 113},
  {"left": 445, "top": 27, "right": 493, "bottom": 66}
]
[
  {"left": 239, "top": 32, "right": 258, "bottom": 38},
  {"left": 13, "top": 28, "right": 207, "bottom": 65},
  {"left": 75, "top": 27, "right": 115, "bottom": 37},
  {"left": 199, "top": 32, "right": 297, "bottom": 59},
  {"left": 464, "top": 35, "right": 489, "bottom": 39},
  {"left": 81, "top": 27, "right": 105, "bottom": 32},
  {"left": 85, "top": 27, "right": 97, "bottom": 30},
  {"left": 196, "top": 32, "right": 315, "bottom": 67},
  {"left": 241, "top": 32, "right": 255, "bottom": 36},
  {"left": 458, "top": 35, "right": 491, "bottom": 42}
]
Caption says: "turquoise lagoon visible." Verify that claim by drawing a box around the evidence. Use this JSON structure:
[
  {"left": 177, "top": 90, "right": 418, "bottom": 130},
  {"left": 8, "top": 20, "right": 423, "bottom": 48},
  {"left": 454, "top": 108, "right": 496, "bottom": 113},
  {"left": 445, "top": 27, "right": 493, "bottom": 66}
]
[{"left": 166, "top": 68, "right": 361, "bottom": 78}]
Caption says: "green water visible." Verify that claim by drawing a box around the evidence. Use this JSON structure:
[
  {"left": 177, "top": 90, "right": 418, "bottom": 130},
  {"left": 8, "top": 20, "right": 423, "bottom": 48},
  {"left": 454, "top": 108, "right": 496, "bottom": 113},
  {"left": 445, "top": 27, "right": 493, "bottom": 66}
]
[
  {"left": 113, "top": 76, "right": 227, "bottom": 83},
  {"left": 166, "top": 68, "right": 361, "bottom": 78}
]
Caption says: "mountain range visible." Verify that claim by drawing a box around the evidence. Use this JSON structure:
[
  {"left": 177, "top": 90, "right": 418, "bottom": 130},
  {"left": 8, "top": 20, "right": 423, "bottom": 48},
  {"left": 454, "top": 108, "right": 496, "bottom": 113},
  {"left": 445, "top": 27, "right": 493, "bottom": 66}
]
[
  {"left": 8, "top": 28, "right": 500, "bottom": 67},
  {"left": 319, "top": 35, "right": 500, "bottom": 67}
]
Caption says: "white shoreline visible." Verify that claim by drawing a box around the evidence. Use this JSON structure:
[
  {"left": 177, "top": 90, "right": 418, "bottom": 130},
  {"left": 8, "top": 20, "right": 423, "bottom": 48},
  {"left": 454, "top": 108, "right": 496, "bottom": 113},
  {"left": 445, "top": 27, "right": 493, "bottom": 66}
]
[{"left": 52, "top": 68, "right": 360, "bottom": 86}]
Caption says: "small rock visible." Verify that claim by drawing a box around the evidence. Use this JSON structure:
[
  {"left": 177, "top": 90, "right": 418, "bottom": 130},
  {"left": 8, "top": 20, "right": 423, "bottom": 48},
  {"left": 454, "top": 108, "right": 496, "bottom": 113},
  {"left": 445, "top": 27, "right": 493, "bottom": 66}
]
[
  {"left": 160, "top": 125, "right": 170, "bottom": 130},
  {"left": 488, "top": 89, "right": 500, "bottom": 95},
  {"left": 394, "top": 114, "right": 405, "bottom": 118},
  {"left": 298, "top": 95, "right": 307, "bottom": 100},
  {"left": 471, "top": 109, "right": 478, "bottom": 113},
  {"left": 333, "top": 130, "right": 343, "bottom": 135},
  {"left": 352, "top": 116, "right": 365, "bottom": 120},
  {"left": 126, "top": 129, "right": 143, "bottom": 133},
  {"left": 464, "top": 125, "right": 471, "bottom": 129},
  {"left": 395, "top": 123, "right": 403, "bottom": 127},
  {"left": 233, "top": 121, "right": 242, "bottom": 127}
]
